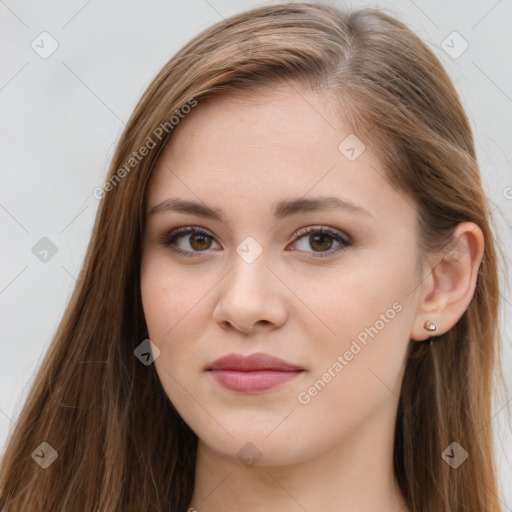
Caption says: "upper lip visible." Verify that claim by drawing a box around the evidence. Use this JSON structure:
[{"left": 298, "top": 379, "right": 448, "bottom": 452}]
[{"left": 207, "top": 352, "right": 303, "bottom": 371}]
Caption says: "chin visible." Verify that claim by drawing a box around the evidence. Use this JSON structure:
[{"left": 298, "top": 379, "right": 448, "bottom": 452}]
[{"left": 195, "top": 427, "right": 315, "bottom": 469}]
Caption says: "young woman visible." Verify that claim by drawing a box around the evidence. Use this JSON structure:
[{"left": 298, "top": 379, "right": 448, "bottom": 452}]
[{"left": 0, "top": 2, "right": 507, "bottom": 511}]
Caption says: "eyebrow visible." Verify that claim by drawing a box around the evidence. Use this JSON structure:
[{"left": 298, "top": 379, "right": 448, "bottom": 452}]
[{"left": 148, "top": 196, "right": 372, "bottom": 221}]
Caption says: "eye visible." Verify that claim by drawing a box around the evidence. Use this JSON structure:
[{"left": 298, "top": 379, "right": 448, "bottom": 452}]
[
  {"left": 288, "top": 225, "right": 351, "bottom": 258},
  {"left": 158, "top": 225, "right": 352, "bottom": 258},
  {"left": 159, "top": 226, "right": 220, "bottom": 258}
]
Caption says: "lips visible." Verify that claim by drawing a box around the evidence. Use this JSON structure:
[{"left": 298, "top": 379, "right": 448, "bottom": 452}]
[
  {"left": 207, "top": 352, "right": 304, "bottom": 392},
  {"left": 207, "top": 352, "right": 303, "bottom": 372}
]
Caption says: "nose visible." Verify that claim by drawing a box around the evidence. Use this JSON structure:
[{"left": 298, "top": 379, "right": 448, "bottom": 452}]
[{"left": 212, "top": 251, "right": 288, "bottom": 334}]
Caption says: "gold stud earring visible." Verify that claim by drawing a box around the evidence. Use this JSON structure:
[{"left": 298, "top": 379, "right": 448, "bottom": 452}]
[{"left": 423, "top": 319, "right": 437, "bottom": 332}]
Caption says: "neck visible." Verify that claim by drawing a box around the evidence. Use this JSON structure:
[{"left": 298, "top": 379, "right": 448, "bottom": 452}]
[{"left": 186, "top": 403, "right": 409, "bottom": 512}]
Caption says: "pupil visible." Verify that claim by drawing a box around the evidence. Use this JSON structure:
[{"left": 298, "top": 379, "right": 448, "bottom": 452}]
[
  {"left": 191, "top": 234, "right": 211, "bottom": 250},
  {"left": 311, "top": 234, "right": 332, "bottom": 251}
]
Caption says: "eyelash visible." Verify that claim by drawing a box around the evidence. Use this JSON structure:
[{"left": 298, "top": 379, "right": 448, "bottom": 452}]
[{"left": 158, "top": 225, "right": 352, "bottom": 259}]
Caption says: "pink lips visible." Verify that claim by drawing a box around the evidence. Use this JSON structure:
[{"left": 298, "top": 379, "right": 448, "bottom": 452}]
[{"left": 207, "top": 352, "right": 304, "bottom": 392}]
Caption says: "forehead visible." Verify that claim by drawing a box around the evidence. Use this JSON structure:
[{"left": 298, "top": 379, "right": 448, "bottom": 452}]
[
  {"left": 167, "top": 84, "right": 342, "bottom": 160},
  {"left": 145, "top": 84, "right": 416, "bottom": 226}
]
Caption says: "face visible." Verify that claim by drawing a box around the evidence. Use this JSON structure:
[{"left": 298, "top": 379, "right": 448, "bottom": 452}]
[{"left": 140, "top": 83, "right": 424, "bottom": 467}]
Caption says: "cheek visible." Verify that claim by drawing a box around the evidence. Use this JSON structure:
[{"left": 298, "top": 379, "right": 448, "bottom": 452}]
[
  {"left": 140, "top": 261, "right": 204, "bottom": 410},
  {"left": 307, "top": 263, "right": 402, "bottom": 345},
  {"left": 302, "top": 253, "right": 414, "bottom": 393},
  {"left": 140, "top": 255, "right": 204, "bottom": 342},
  {"left": 292, "top": 284, "right": 411, "bottom": 450},
  {"left": 140, "top": 257, "right": 215, "bottom": 397}
]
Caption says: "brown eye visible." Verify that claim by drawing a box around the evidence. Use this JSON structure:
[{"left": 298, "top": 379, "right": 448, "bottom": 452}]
[
  {"left": 308, "top": 233, "right": 334, "bottom": 252},
  {"left": 290, "top": 226, "right": 351, "bottom": 258},
  {"left": 160, "top": 227, "right": 220, "bottom": 257},
  {"left": 160, "top": 225, "right": 351, "bottom": 259},
  {"left": 189, "top": 233, "right": 213, "bottom": 251}
]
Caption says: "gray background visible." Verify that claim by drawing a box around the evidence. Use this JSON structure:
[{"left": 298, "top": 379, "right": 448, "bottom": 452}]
[{"left": 1, "top": 0, "right": 511, "bottom": 507}]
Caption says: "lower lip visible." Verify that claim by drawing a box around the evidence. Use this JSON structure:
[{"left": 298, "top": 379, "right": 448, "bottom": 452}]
[{"left": 209, "top": 369, "right": 303, "bottom": 392}]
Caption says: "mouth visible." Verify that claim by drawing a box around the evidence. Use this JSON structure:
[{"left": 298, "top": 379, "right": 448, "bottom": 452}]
[
  {"left": 206, "top": 352, "right": 304, "bottom": 393},
  {"left": 208, "top": 368, "right": 304, "bottom": 392}
]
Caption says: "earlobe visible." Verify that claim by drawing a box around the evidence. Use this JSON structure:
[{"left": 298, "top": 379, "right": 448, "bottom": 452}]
[{"left": 410, "top": 222, "right": 485, "bottom": 342}]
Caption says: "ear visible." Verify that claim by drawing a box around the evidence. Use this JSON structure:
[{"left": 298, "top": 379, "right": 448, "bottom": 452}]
[{"left": 410, "top": 222, "right": 485, "bottom": 342}]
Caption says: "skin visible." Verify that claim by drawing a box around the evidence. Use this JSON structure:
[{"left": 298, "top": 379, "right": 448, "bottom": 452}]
[{"left": 140, "top": 82, "right": 484, "bottom": 512}]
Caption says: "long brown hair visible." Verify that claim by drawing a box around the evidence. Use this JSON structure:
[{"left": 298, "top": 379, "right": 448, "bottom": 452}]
[{"left": 0, "top": 2, "right": 507, "bottom": 510}]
